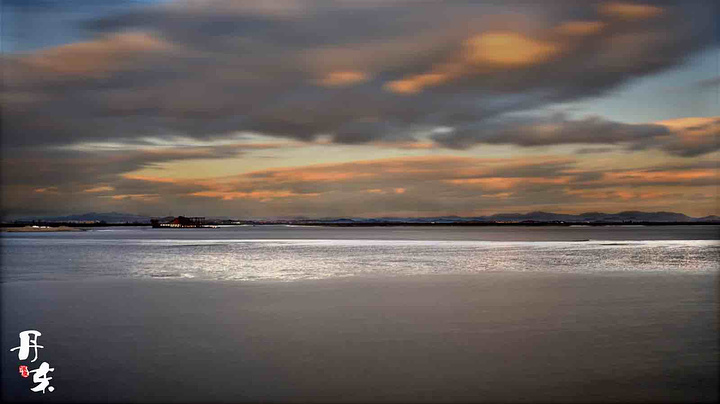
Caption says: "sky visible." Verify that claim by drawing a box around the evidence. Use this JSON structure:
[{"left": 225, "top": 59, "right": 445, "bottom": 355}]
[{"left": 1, "top": 0, "right": 718, "bottom": 219}]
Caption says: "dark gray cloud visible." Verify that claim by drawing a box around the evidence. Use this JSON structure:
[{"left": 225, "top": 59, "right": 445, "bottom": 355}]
[
  {"left": 434, "top": 115, "right": 669, "bottom": 147},
  {"left": 2, "top": 0, "right": 717, "bottom": 155},
  {"left": 432, "top": 114, "right": 720, "bottom": 157},
  {"left": 696, "top": 76, "right": 720, "bottom": 88},
  {"left": 0, "top": 141, "right": 277, "bottom": 189}
]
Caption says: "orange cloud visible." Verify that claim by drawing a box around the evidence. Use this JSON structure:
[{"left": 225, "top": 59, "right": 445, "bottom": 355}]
[
  {"left": 257, "top": 170, "right": 377, "bottom": 183},
  {"left": 124, "top": 155, "right": 570, "bottom": 200},
  {"left": 83, "top": 186, "right": 115, "bottom": 193},
  {"left": 482, "top": 192, "right": 513, "bottom": 199},
  {"left": 464, "top": 32, "right": 559, "bottom": 67},
  {"left": 34, "top": 187, "right": 58, "bottom": 194},
  {"left": 447, "top": 177, "right": 571, "bottom": 190},
  {"left": 599, "top": 2, "right": 664, "bottom": 19},
  {"left": 648, "top": 116, "right": 720, "bottom": 156},
  {"left": 385, "top": 73, "right": 450, "bottom": 95},
  {"left": 13, "top": 151, "right": 719, "bottom": 217},
  {"left": 604, "top": 169, "right": 717, "bottom": 184},
  {"left": 190, "top": 190, "right": 319, "bottom": 201},
  {"left": 110, "top": 154, "right": 717, "bottom": 217},
  {"left": 656, "top": 116, "right": 720, "bottom": 138},
  {"left": 385, "top": 31, "right": 560, "bottom": 94},
  {"left": 318, "top": 71, "right": 369, "bottom": 87},
  {"left": 122, "top": 174, "right": 179, "bottom": 184},
  {"left": 447, "top": 177, "right": 517, "bottom": 190},
  {"left": 22, "top": 32, "right": 171, "bottom": 78},
  {"left": 109, "top": 194, "right": 160, "bottom": 201},
  {"left": 371, "top": 141, "right": 438, "bottom": 150},
  {"left": 555, "top": 21, "right": 605, "bottom": 36}
]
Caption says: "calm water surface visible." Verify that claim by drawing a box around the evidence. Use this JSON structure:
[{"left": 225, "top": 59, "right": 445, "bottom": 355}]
[
  {"left": 2, "top": 226, "right": 718, "bottom": 403},
  {"left": 2, "top": 225, "right": 718, "bottom": 281}
]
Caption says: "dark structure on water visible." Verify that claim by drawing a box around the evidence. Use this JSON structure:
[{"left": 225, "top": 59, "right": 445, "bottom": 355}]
[{"left": 151, "top": 216, "right": 206, "bottom": 228}]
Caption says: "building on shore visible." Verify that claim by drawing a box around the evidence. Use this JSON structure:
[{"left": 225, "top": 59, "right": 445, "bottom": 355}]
[{"left": 151, "top": 216, "right": 206, "bottom": 228}]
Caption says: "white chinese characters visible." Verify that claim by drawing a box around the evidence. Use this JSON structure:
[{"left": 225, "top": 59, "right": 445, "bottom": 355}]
[
  {"left": 10, "top": 330, "right": 43, "bottom": 362},
  {"left": 29, "top": 362, "right": 55, "bottom": 394},
  {"left": 10, "top": 330, "right": 55, "bottom": 394}
]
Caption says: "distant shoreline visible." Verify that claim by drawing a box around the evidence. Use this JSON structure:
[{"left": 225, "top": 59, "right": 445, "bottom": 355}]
[
  {"left": 280, "top": 221, "right": 720, "bottom": 227},
  {"left": 1, "top": 221, "right": 719, "bottom": 229},
  {"left": 1, "top": 226, "right": 85, "bottom": 232}
]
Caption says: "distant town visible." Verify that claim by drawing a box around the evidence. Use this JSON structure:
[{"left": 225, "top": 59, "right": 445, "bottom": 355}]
[{"left": 3, "top": 211, "right": 719, "bottom": 229}]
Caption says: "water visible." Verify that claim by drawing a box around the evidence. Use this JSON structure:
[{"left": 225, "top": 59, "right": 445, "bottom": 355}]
[
  {"left": 2, "top": 226, "right": 718, "bottom": 282},
  {"left": 2, "top": 226, "right": 718, "bottom": 402}
]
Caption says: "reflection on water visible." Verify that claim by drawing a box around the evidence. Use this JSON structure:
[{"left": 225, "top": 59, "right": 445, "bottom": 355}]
[{"left": 2, "top": 226, "right": 718, "bottom": 281}]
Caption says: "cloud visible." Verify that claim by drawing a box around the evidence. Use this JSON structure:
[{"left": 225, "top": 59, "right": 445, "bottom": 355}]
[
  {"left": 1, "top": 0, "right": 715, "bottom": 150},
  {"left": 3, "top": 149, "right": 718, "bottom": 218},
  {"left": 83, "top": 186, "right": 116, "bottom": 193},
  {"left": 432, "top": 114, "right": 662, "bottom": 147},
  {"left": 654, "top": 116, "right": 720, "bottom": 157},
  {"left": 431, "top": 114, "right": 720, "bottom": 157},
  {"left": 599, "top": 2, "right": 664, "bottom": 20},
  {"left": 190, "top": 190, "right": 320, "bottom": 201},
  {"left": 2, "top": 1, "right": 719, "bottom": 218},
  {"left": 34, "top": 187, "right": 59, "bottom": 194},
  {"left": 99, "top": 155, "right": 587, "bottom": 216},
  {"left": 0, "top": 140, "right": 285, "bottom": 191},
  {"left": 695, "top": 76, "right": 720, "bottom": 88},
  {"left": 23, "top": 32, "right": 170, "bottom": 77},
  {"left": 602, "top": 169, "right": 717, "bottom": 186},
  {"left": 466, "top": 33, "right": 560, "bottom": 67},
  {"left": 384, "top": 31, "right": 561, "bottom": 94},
  {"left": 554, "top": 21, "right": 606, "bottom": 36},
  {"left": 317, "top": 71, "right": 370, "bottom": 87}
]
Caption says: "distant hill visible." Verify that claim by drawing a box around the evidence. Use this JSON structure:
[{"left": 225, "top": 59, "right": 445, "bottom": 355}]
[
  {"left": 9, "top": 211, "right": 720, "bottom": 224},
  {"left": 16, "top": 212, "right": 151, "bottom": 224},
  {"left": 295, "top": 211, "right": 716, "bottom": 224},
  {"left": 483, "top": 211, "right": 695, "bottom": 223}
]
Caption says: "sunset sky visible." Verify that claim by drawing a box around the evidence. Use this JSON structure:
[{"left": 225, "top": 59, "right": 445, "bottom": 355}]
[{"left": 1, "top": 0, "right": 718, "bottom": 219}]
